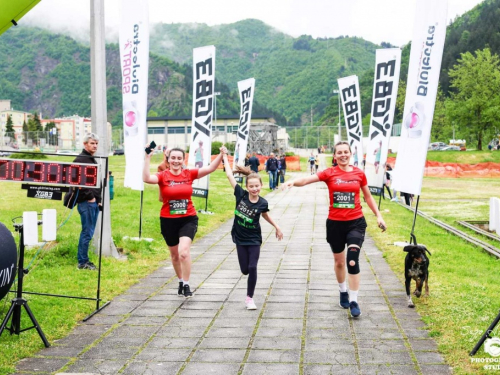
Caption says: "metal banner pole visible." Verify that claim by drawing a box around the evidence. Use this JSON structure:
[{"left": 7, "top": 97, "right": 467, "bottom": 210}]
[{"left": 409, "top": 195, "right": 421, "bottom": 245}]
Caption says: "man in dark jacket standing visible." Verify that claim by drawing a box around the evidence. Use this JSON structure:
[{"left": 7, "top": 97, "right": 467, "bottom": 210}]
[
  {"left": 265, "top": 152, "right": 278, "bottom": 190},
  {"left": 248, "top": 152, "right": 260, "bottom": 173},
  {"left": 279, "top": 155, "right": 287, "bottom": 183},
  {"left": 74, "top": 133, "right": 102, "bottom": 270}
]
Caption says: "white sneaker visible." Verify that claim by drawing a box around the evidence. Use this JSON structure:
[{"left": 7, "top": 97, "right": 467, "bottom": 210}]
[
  {"left": 390, "top": 198, "right": 399, "bottom": 202},
  {"left": 245, "top": 296, "right": 257, "bottom": 310}
]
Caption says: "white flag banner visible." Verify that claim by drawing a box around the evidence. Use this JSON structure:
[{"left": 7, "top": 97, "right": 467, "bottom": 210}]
[
  {"left": 188, "top": 46, "right": 216, "bottom": 198},
  {"left": 119, "top": 0, "right": 149, "bottom": 191},
  {"left": 392, "top": 0, "right": 448, "bottom": 195},
  {"left": 232, "top": 78, "right": 255, "bottom": 170},
  {"left": 365, "top": 48, "right": 402, "bottom": 195},
  {"left": 338, "top": 75, "right": 364, "bottom": 167}
]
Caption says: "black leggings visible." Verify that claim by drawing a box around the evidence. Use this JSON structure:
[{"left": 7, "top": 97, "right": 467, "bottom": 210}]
[{"left": 236, "top": 245, "right": 261, "bottom": 298}]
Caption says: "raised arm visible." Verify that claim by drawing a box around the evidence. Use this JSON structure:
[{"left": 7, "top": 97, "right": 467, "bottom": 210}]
[
  {"left": 222, "top": 152, "right": 237, "bottom": 189},
  {"left": 361, "top": 184, "right": 387, "bottom": 231},
  {"left": 143, "top": 150, "right": 159, "bottom": 184},
  {"left": 197, "top": 150, "right": 224, "bottom": 179},
  {"left": 281, "top": 174, "right": 320, "bottom": 190}
]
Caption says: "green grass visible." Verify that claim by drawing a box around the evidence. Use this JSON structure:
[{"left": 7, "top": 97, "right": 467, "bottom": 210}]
[
  {"left": 364, "top": 177, "right": 500, "bottom": 375},
  {"left": 0, "top": 154, "right": 274, "bottom": 375},
  {"left": 388, "top": 150, "right": 500, "bottom": 164}
]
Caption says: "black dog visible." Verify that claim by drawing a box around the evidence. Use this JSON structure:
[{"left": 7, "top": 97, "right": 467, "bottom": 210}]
[{"left": 403, "top": 244, "right": 431, "bottom": 308}]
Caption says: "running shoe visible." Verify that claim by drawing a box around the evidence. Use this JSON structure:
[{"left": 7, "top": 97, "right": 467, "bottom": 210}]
[
  {"left": 349, "top": 301, "right": 361, "bottom": 318},
  {"left": 178, "top": 281, "right": 184, "bottom": 297},
  {"left": 245, "top": 296, "right": 257, "bottom": 310},
  {"left": 77, "top": 261, "right": 97, "bottom": 270},
  {"left": 183, "top": 284, "right": 193, "bottom": 298},
  {"left": 339, "top": 291, "right": 349, "bottom": 309}
]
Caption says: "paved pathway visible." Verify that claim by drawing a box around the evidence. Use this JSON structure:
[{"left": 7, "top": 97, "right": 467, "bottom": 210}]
[{"left": 14, "top": 178, "right": 451, "bottom": 375}]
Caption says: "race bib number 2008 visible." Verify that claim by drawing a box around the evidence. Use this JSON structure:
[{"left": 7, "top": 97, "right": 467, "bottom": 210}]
[
  {"left": 333, "top": 192, "right": 355, "bottom": 208},
  {"left": 169, "top": 199, "right": 188, "bottom": 215}
]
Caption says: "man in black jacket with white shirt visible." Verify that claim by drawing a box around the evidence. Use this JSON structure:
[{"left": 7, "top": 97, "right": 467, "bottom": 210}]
[
  {"left": 265, "top": 152, "right": 278, "bottom": 190},
  {"left": 74, "top": 133, "right": 102, "bottom": 270}
]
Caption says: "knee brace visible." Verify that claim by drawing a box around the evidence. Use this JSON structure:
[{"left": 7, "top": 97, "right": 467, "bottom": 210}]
[{"left": 347, "top": 246, "right": 360, "bottom": 274}]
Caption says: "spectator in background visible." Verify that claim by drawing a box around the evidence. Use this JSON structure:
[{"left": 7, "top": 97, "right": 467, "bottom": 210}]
[
  {"left": 248, "top": 152, "right": 260, "bottom": 173},
  {"left": 244, "top": 153, "right": 250, "bottom": 168},
  {"left": 279, "top": 154, "right": 287, "bottom": 184},
  {"left": 74, "top": 133, "right": 101, "bottom": 270},
  {"left": 276, "top": 157, "right": 282, "bottom": 188},
  {"left": 383, "top": 164, "right": 393, "bottom": 200},
  {"left": 265, "top": 152, "right": 279, "bottom": 190},
  {"left": 400, "top": 192, "right": 413, "bottom": 206}
]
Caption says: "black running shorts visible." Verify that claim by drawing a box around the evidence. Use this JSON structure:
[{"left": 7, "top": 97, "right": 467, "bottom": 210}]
[
  {"left": 326, "top": 217, "right": 367, "bottom": 253},
  {"left": 160, "top": 215, "right": 199, "bottom": 247}
]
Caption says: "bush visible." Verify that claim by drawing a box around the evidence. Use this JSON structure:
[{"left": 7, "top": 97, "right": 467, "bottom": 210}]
[
  {"left": 285, "top": 151, "right": 295, "bottom": 156},
  {"left": 211, "top": 141, "right": 223, "bottom": 155},
  {"left": 10, "top": 151, "right": 47, "bottom": 159},
  {"left": 226, "top": 143, "right": 235, "bottom": 154}
]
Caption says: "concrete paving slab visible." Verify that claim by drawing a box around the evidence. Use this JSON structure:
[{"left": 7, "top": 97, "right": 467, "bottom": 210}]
[{"left": 14, "top": 177, "right": 448, "bottom": 375}]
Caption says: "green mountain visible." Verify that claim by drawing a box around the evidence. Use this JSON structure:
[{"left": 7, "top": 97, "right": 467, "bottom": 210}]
[
  {"left": 0, "top": 26, "right": 285, "bottom": 127},
  {"left": 150, "top": 19, "right": 379, "bottom": 124}
]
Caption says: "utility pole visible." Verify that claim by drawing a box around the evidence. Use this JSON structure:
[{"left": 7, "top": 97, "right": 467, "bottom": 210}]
[
  {"left": 90, "top": 0, "right": 119, "bottom": 259},
  {"left": 311, "top": 105, "right": 313, "bottom": 127}
]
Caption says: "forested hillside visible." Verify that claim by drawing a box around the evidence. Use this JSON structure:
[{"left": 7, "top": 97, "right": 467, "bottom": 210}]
[
  {"left": 0, "top": 26, "right": 285, "bottom": 127},
  {"left": 150, "top": 19, "right": 378, "bottom": 124},
  {"left": 440, "top": 0, "right": 500, "bottom": 94}
]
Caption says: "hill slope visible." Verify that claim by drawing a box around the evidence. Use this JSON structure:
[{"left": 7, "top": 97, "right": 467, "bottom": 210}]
[
  {"left": 0, "top": 26, "right": 285, "bottom": 126},
  {"left": 150, "top": 19, "right": 378, "bottom": 124}
]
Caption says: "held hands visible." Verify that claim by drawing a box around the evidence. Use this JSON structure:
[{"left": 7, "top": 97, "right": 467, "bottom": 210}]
[{"left": 220, "top": 146, "right": 228, "bottom": 155}]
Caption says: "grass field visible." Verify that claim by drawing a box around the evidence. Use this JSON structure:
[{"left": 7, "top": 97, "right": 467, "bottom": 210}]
[{"left": 1, "top": 151, "right": 500, "bottom": 374}]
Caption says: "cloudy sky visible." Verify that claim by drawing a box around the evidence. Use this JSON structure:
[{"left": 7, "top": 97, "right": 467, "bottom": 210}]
[{"left": 22, "top": 0, "right": 483, "bottom": 46}]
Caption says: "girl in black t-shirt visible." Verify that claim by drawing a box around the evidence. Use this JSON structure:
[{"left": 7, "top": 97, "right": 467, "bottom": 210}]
[{"left": 222, "top": 150, "right": 283, "bottom": 310}]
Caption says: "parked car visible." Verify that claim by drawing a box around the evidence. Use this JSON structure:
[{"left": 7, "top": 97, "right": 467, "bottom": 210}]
[
  {"left": 428, "top": 142, "right": 447, "bottom": 151},
  {"left": 113, "top": 149, "right": 124, "bottom": 155},
  {"left": 440, "top": 145, "right": 461, "bottom": 151}
]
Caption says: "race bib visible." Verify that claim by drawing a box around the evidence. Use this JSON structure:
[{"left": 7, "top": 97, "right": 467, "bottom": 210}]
[
  {"left": 169, "top": 199, "right": 188, "bottom": 215},
  {"left": 333, "top": 192, "right": 355, "bottom": 208},
  {"left": 235, "top": 201, "right": 258, "bottom": 223}
]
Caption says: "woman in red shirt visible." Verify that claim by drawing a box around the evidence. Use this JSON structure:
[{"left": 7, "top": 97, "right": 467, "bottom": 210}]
[
  {"left": 282, "top": 141, "right": 386, "bottom": 318},
  {"left": 143, "top": 146, "right": 224, "bottom": 298}
]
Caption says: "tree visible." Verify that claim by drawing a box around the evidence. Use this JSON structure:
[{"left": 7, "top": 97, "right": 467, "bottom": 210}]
[
  {"left": 22, "top": 120, "right": 28, "bottom": 145},
  {"left": 394, "top": 79, "right": 406, "bottom": 124},
  {"left": 44, "top": 121, "right": 57, "bottom": 145},
  {"left": 446, "top": 48, "right": 500, "bottom": 150},
  {"left": 5, "top": 114, "right": 14, "bottom": 133},
  {"left": 430, "top": 87, "right": 453, "bottom": 142},
  {"left": 33, "top": 112, "right": 43, "bottom": 131}
]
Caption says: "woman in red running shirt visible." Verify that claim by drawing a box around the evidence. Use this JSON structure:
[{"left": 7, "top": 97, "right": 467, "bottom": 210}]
[
  {"left": 143, "top": 145, "right": 224, "bottom": 298},
  {"left": 282, "top": 141, "right": 386, "bottom": 318}
]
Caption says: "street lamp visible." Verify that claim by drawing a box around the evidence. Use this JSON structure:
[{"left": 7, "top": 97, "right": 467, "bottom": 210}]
[{"left": 332, "top": 89, "right": 341, "bottom": 142}]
